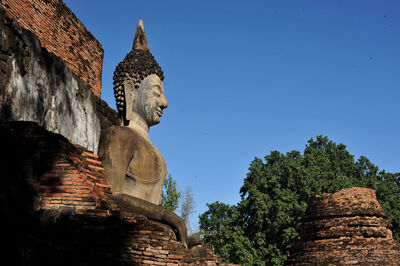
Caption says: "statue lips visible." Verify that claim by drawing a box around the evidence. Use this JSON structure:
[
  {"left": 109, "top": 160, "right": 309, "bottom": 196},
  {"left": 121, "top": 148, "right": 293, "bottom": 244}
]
[{"left": 156, "top": 108, "right": 163, "bottom": 117}]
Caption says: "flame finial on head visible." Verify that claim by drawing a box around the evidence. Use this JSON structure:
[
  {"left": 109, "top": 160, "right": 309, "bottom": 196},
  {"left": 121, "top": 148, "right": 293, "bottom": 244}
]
[{"left": 133, "top": 19, "right": 149, "bottom": 51}]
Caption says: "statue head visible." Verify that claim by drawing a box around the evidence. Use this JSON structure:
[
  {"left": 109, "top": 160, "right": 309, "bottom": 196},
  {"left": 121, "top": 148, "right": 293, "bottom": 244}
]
[{"left": 113, "top": 20, "right": 167, "bottom": 128}]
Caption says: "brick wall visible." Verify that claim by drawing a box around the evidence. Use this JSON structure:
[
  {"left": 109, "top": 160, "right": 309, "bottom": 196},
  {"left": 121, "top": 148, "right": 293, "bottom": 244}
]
[{"left": 1, "top": 0, "right": 103, "bottom": 97}]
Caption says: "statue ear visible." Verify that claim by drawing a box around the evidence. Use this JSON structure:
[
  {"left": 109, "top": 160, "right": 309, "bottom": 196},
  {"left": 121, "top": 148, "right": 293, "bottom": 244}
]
[{"left": 123, "top": 80, "right": 135, "bottom": 121}]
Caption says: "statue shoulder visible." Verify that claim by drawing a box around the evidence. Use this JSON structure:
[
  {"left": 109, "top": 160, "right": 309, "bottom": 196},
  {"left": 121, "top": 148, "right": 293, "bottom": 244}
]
[
  {"left": 101, "top": 125, "right": 141, "bottom": 141},
  {"left": 98, "top": 125, "right": 141, "bottom": 157}
]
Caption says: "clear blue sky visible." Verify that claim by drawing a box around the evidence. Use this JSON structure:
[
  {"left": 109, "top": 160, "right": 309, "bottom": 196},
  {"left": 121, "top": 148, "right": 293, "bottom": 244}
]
[{"left": 64, "top": 0, "right": 399, "bottom": 230}]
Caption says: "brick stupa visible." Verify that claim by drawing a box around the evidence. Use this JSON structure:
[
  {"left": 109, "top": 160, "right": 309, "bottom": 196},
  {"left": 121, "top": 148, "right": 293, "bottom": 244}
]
[{"left": 287, "top": 187, "right": 400, "bottom": 265}]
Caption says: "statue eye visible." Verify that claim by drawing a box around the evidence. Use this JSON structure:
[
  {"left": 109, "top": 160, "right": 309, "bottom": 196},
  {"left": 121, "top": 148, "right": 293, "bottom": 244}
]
[{"left": 153, "top": 87, "right": 161, "bottom": 97}]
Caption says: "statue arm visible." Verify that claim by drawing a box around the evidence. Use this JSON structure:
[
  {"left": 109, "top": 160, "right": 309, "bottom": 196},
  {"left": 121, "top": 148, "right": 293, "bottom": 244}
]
[
  {"left": 113, "top": 193, "right": 188, "bottom": 248},
  {"left": 98, "top": 126, "right": 137, "bottom": 193}
]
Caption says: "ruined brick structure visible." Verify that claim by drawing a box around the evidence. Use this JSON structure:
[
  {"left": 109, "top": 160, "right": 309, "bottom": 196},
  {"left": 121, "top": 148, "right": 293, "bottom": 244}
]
[
  {"left": 5, "top": 1, "right": 399, "bottom": 265},
  {"left": 1, "top": 121, "right": 227, "bottom": 265},
  {"left": 287, "top": 187, "right": 400, "bottom": 265},
  {"left": 1, "top": 0, "right": 103, "bottom": 97}
]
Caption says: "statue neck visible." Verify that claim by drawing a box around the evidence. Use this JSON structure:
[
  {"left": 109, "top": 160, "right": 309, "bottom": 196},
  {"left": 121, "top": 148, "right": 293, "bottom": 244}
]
[{"left": 124, "top": 112, "right": 150, "bottom": 141}]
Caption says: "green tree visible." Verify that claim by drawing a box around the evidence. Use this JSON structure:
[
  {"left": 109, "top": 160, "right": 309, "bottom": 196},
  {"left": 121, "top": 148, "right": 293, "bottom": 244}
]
[
  {"left": 199, "top": 136, "right": 400, "bottom": 265},
  {"left": 199, "top": 202, "right": 254, "bottom": 263},
  {"left": 161, "top": 174, "right": 181, "bottom": 212}
]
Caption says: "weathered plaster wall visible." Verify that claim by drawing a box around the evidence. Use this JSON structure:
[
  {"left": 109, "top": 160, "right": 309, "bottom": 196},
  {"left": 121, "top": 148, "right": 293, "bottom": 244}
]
[
  {"left": 1, "top": 0, "right": 103, "bottom": 97},
  {"left": 0, "top": 8, "right": 101, "bottom": 153}
]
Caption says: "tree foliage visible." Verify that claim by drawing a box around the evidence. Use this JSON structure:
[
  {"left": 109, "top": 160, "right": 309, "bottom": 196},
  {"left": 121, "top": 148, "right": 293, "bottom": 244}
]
[
  {"left": 161, "top": 174, "right": 181, "bottom": 212},
  {"left": 199, "top": 136, "right": 400, "bottom": 265},
  {"left": 199, "top": 202, "right": 253, "bottom": 263}
]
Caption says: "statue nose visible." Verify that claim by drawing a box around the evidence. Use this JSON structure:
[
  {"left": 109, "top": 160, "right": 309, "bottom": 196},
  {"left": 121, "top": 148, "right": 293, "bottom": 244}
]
[{"left": 160, "top": 95, "right": 168, "bottom": 109}]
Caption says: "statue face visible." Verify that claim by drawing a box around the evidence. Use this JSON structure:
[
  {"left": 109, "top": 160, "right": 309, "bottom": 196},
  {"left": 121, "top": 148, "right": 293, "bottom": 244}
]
[{"left": 131, "top": 74, "right": 168, "bottom": 126}]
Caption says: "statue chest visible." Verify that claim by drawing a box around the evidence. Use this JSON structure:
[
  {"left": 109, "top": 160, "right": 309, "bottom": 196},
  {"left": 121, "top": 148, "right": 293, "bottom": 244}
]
[{"left": 126, "top": 138, "right": 166, "bottom": 184}]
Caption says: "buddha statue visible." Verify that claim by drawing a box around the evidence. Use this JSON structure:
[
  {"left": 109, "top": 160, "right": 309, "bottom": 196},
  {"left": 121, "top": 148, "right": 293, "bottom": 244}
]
[
  {"left": 98, "top": 21, "right": 209, "bottom": 251},
  {"left": 98, "top": 20, "right": 168, "bottom": 205},
  {"left": 99, "top": 20, "right": 188, "bottom": 246}
]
